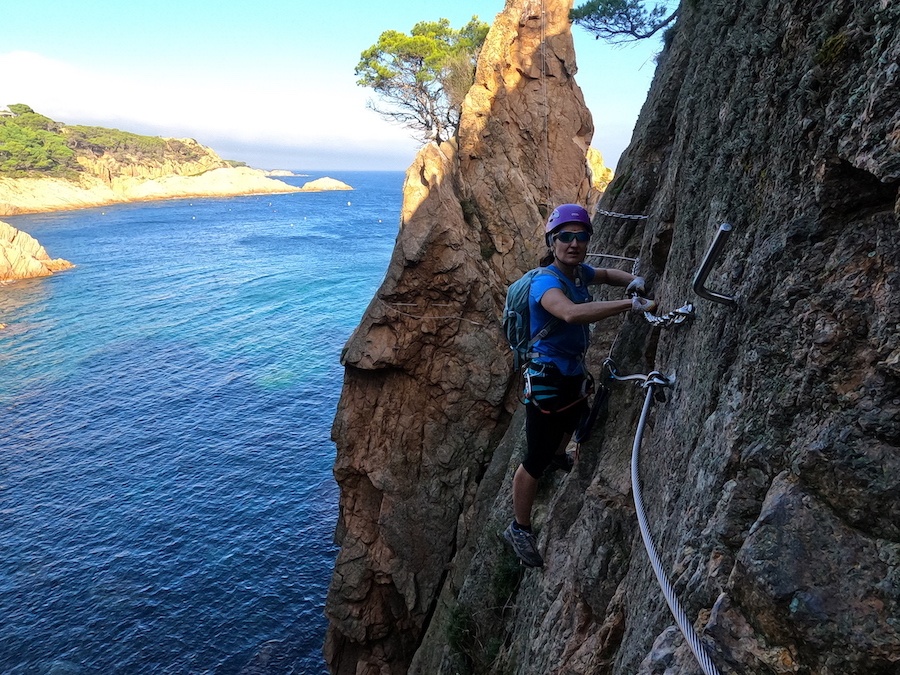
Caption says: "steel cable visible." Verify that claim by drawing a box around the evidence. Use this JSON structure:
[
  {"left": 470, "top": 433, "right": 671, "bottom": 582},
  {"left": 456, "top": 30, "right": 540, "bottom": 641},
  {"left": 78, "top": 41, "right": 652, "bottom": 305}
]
[{"left": 631, "top": 380, "right": 721, "bottom": 675}]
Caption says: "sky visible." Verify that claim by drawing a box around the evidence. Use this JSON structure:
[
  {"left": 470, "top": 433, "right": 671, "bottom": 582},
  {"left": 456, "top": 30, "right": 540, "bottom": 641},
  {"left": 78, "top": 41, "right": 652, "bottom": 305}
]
[{"left": 0, "top": 1, "right": 664, "bottom": 172}]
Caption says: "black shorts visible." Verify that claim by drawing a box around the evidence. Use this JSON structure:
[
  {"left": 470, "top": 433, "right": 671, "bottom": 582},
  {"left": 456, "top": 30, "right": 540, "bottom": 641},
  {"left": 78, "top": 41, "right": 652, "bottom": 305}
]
[{"left": 522, "top": 363, "right": 590, "bottom": 479}]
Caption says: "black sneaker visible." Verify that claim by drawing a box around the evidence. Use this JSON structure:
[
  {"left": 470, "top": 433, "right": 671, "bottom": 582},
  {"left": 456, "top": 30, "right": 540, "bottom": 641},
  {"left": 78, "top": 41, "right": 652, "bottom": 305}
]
[
  {"left": 503, "top": 521, "right": 544, "bottom": 567},
  {"left": 549, "top": 452, "right": 574, "bottom": 473}
]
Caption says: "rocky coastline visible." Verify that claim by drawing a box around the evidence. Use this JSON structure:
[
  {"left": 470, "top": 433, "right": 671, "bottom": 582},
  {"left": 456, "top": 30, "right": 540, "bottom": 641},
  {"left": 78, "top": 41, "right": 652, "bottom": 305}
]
[
  {"left": 0, "top": 167, "right": 354, "bottom": 218},
  {"left": 0, "top": 220, "right": 73, "bottom": 283},
  {"left": 0, "top": 166, "right": 353, "bottom": 282}
]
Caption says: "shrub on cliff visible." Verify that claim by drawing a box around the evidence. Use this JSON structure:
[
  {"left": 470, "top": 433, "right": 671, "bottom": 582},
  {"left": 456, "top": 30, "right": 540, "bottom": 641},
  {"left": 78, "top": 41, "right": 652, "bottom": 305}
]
[
  {"left": 571, "top": 0, "right": 678, "bottom": 42},
  {"left": 63, "top": 125, "right": 209, "bottom": 164},
  {"left": 356, "top": 17, "right": 490, "bottom": 143}
]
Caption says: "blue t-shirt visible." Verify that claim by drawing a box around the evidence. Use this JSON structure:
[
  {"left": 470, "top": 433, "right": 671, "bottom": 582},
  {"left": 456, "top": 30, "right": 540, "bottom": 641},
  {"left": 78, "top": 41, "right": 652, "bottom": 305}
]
[{"left": 529, "top": 264, "right": 595, "bottom": 375}]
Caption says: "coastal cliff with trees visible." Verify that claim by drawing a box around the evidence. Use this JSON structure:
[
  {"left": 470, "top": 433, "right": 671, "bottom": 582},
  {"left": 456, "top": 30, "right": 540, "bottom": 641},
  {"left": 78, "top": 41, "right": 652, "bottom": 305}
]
[
  {"left": 0, "top": 104, "right": 302, "bottom": 217},
  {"left": 323, "top": 0, "right": 898, "bottom": 673}
]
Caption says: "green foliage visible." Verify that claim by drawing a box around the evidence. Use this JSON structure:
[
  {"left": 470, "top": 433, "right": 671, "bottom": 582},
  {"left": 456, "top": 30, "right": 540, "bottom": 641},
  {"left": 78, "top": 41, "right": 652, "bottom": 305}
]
[
  {"left": 0, "top": 116, "right": 74, "bottom": 174},
  {"left": 7, "top": 103, "right": 35, "bottom": 115},
  {"left": 356, "top": 16, "right": 490, "bottom": 143},
  {"left": 64, "top": 126, "right": 207, "bottom": 163},
  {"left": 10, "top": 111, "right": 61, "bottom": 132},
  {"left": 570, "top": 0, "right": 678, "bottom": 42},
  {"left": 606, "top": 169, "right": 631, "bottom": 198},
  {"left": 662, "top": 22, "right": 678, "bottom": 49},
  {"left": 491, "top": 553, "right": 522, "bottom": 605},
  {"left": 65, "top": 125, "right": 165, "bottom": 154},
  {"left": 446, "top": 596, "right": 511, "bottom": 674},
  {"left": 447, "top": 604, "right": 477, "bottom": 672}
]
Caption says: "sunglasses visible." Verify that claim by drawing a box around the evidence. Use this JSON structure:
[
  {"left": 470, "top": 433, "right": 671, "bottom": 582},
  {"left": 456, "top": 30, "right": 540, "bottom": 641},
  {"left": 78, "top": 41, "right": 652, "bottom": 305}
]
[{"left": 553, "top": 231, "right": 590, "bottom": 243}]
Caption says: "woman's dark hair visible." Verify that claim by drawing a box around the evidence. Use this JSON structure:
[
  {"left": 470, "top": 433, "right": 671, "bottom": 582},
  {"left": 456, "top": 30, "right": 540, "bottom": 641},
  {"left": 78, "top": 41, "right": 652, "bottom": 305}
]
[{"left": 538, "top": 230, "right": 555, "bottom": 266}]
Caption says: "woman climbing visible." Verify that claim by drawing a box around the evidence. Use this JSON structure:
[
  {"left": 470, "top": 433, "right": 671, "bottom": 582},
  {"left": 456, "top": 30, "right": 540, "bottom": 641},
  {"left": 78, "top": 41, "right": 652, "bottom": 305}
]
[{"left": 503, "top": 203, "right": 656, "bottom": 568}]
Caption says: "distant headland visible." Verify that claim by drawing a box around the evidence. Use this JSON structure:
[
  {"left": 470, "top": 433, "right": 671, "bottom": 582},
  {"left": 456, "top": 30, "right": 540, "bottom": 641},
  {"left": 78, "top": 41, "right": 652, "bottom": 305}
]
[{"left": 0, "top": 104, "right": 353, "bottom": 217}]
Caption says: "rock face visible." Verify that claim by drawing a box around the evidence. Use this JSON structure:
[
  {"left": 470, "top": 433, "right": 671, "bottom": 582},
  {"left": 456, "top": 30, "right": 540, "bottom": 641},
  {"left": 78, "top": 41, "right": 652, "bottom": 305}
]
[
  {"left": 74, "top": 137, "right": 226, "bottom": 183},
  {"left": 323, "top": 1, "right": 599, "bottom": 672},
  {"left": 327, "top": 0, "right": 899, "bottom": 674},
  {"left": 405, "top": 1, "right": 899, "bottom": 674},
  {"left": 586, "top": 146, "right": 613, "bottom": 192},
  {"left": 0, "top": 220, "right": 73, "bottom": 281}
]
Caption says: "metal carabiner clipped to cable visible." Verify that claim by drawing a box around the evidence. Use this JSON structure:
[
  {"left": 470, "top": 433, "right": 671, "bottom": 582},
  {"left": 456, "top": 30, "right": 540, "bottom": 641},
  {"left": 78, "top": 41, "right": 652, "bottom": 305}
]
[
  {"left": 603, "top": 359, "right": 676, "bottom": 388},
  {"left": 642, "top": 370, "right": 673, "bottom": 389},
  {"left": 641, "top": 302, "right": 695, "bottom": 328}
]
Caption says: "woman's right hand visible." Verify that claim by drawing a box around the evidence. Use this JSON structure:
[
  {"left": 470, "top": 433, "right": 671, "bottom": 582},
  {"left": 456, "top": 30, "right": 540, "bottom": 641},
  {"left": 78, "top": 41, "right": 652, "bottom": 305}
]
[{"left": 631, "top": 296, "right": 657, "bottom": 313}]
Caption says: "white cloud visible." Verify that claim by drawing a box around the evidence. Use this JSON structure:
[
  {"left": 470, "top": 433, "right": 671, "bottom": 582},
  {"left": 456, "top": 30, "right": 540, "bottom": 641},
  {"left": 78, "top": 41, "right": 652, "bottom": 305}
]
[{"left": 0, "top": 50, "right": 418, "bottom": 168}]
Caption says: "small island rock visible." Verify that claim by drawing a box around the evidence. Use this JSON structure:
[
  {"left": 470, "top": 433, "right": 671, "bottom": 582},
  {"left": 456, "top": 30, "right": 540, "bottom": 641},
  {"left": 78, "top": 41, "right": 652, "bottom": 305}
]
[{"left": 299, "top": 177, "right": 353, "bottom": 191}]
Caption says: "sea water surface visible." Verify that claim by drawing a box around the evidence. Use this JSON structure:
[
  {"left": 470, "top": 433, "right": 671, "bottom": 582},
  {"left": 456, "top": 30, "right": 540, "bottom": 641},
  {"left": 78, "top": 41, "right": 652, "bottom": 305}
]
[{"left": 0, "top": 171, "right": 404, "bottom": 674}]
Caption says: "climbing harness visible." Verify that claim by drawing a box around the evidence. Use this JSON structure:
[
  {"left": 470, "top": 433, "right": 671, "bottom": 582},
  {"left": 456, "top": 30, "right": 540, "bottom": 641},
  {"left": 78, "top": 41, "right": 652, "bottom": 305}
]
[
  {"left": 604, "top": 358, "right": 722, "bottom": 675},
  {"left": 523, "top": 361, "right": 593, "bottom": 413},
  {"left": 692, "top": 223, "right": 737, "bottom": 307}
]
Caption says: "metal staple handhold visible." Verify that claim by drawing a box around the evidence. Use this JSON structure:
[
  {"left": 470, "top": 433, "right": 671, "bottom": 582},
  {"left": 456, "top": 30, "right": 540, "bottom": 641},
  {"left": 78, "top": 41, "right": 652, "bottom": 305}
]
[{"left": 692, "top": 223, "right": 737, "bottom": 307}]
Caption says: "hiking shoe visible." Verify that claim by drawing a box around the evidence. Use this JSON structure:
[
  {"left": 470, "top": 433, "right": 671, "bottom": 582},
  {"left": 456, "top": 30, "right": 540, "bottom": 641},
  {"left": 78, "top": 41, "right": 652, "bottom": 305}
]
[
  {"left": 503, "top": 521, "right": 544, "bottom": 567},
  {"left": 549, "top": 452, "right": 574, "bottom": 473}
]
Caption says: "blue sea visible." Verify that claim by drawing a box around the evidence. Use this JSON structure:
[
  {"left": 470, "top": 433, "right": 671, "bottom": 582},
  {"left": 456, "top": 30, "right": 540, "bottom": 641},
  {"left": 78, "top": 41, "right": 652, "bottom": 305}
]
[{"left": 0, "top": 171, "right": 404, "bottom": 674}]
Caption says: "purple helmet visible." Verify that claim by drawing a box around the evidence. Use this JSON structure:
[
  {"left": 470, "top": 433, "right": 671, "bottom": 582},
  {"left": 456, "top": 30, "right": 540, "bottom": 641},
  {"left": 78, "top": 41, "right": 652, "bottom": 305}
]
[{"left": 545, "top": 204, "right": 593, "bottom": 234}]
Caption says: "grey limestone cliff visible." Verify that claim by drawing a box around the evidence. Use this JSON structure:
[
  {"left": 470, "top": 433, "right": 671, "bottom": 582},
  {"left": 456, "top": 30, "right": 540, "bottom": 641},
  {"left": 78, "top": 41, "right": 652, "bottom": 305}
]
[{"left": 411, "top": 1, "right": 900, "bottom": 674}]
